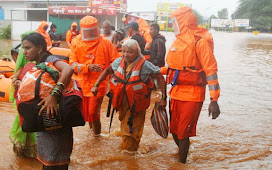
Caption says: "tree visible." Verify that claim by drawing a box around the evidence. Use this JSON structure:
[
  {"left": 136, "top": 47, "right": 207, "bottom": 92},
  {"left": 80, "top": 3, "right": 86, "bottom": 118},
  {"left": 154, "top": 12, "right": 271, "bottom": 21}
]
[
  {"left": 192, "top": 9, "right": 203, "bottom": 25},
  {"left": 218, "top": 8, "right": 228, "bottom": 19},
  {"left": 233, "top": 0, "right": 272, "bottom": 31}
]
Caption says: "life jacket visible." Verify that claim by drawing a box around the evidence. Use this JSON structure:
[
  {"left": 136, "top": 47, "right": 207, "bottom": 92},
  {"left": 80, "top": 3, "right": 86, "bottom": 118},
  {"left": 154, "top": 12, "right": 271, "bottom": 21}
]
[
  {"left": 110, "top": 56, "right": 154, "bottom": 133},
  {"left": 165, "top": 7, "right": 220, "bottom": 102},
  {"left": 110, "top": 56, "right": 154, "bottom": 112},
  {"left": 18, "top": 62, "right": 79, "bottom": 102},
  {"left": 166, "top": 38, "right": 207, "bottom": 87}
]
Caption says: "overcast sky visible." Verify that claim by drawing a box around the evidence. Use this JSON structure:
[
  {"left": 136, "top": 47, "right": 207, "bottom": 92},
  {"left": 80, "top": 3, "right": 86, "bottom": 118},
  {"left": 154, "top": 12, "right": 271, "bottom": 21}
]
[{"left": 127, "top": 0, "right": 239, "bottom": 18}]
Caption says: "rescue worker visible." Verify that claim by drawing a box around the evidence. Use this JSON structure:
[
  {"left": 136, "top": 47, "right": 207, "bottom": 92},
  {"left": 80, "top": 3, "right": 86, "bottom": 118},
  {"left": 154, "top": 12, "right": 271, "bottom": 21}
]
[
  {"left": 69, "top": 16, "right": 119, "bottom": 136},
  {"left": 36, "top": 21, "right": 52, "bottom": 47},
  {"left": 137, "top": 18, "right": 153, "bottom": 60},
  {"left": 91, "top": 39, "right": 167, "bottom": 151},
  {"left": 101, "top": 20, "right": 116, "bottom": 43},
  {"left": 66, "top": 22, "right": 78, "bottom": 49},
  {"left": 161, "top": 7, "right": 221, "bottom": 163}
]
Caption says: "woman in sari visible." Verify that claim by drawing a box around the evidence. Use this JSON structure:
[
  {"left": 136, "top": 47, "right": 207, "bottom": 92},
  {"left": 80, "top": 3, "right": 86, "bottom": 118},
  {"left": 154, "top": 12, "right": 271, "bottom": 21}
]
[
  {"left": 9, "top": 30, "right": 37, "bottom": 158},
  {"left": 19, "top": 32, "right": 74, "bottom": 169}
]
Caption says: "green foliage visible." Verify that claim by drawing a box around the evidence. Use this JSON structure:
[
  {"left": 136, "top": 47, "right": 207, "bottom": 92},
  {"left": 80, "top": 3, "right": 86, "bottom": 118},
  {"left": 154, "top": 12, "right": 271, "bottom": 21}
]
[
  {"left": 166, "top": 28, "right": 174, "bottom": 32},
  {"left": 192, "top": 9, "right": 203, "bottom": 25},
  {"left": 234, "top": 0, "right": 272, "bottom": 31},
  {"left": 0, "top": 24, "right": 11, "bottom": 39},
  {"left": 218, "top": 8, "right": 228, "bottom": 19}
]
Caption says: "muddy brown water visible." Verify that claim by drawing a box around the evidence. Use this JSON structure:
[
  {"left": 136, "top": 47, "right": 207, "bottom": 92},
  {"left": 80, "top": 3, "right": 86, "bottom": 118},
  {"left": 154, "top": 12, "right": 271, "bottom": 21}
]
[{"left": 0, "top": 31, "right": 272, "bottom": 169}]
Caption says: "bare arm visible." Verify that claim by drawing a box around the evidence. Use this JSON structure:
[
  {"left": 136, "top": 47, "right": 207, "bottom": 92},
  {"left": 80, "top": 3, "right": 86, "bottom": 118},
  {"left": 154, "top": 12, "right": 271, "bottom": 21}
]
[
  {"left": 12, "top": 67, "right": 23, "bottom": 90},
  {"left": 154, "top": 73, "right": 167, "bottom": 108},
  {"left": 38, "top": 61, "right": 74, "bottom": 118}
]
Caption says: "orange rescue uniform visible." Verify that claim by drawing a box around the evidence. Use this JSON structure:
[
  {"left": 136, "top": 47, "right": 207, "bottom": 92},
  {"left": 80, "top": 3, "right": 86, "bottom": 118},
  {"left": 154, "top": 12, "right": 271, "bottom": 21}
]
[
  {"left": 162, "top": 7, "right": 220, "bottom": 139},
  {"left": 36, "top": 21, "right": 52, "bottom": 47},
  {"left": 69, "top": 16, "right": 119, "bottom": 122},
  {"left": 137, "top": 18, "right": 152, "bottom": 60},
  {"left": 66, "top": 22, "right": 78, "bottom": 49}
]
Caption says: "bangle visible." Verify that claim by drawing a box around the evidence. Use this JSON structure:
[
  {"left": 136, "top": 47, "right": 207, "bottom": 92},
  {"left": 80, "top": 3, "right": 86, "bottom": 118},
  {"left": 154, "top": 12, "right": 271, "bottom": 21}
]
[
  {"left": 94, "top": 83, "right": 99, "bottom": 87},
  {"left": 162, "top": 94, "right": 167, "bottom": 100},
  {"left": 12, "top": 78, "right": 19, "bottom": 83},
  {"left": 56, "top": 82, "right": 65, "bottom": 89}
]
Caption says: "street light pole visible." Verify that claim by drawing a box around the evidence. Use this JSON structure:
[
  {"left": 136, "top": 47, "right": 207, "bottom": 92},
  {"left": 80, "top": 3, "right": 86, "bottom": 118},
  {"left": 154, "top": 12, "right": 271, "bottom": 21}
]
[{"left": 47, "top": 0, "right": 49, "bottom": 23}]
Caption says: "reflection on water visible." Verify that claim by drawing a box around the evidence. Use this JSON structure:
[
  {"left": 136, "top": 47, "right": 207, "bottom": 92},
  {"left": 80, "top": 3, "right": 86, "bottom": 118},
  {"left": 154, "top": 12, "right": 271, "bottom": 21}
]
[{"left": 0, "top": 32, "right": 272, "bottom": 169}]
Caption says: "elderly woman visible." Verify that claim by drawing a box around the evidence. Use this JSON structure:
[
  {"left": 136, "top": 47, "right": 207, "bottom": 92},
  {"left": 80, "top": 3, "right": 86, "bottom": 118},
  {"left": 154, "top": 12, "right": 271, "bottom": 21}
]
[
  {"left": 91, "top": 39, "right": 167, "bottom": 151},
  {"left": 20, "top": 32, "right": 74, "bottom": 169}
]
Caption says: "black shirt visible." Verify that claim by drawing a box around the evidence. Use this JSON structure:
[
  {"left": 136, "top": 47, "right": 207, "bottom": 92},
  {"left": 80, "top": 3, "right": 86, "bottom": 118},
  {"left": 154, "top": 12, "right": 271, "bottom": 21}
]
[{"left": 131, "top": 33, "right": 146, "bottom": 55}]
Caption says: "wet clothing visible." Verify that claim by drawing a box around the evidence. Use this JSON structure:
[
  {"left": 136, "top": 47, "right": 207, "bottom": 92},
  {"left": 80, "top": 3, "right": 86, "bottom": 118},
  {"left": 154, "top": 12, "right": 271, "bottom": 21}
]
[
  {"left": 164, "top": 7, "right": 220, "bottom": 140},
  {"left": 37, "top": 128, "right": 73, "bottom": 166},
  {"left": 23, "top": 55, "right": 73, "bottom": 166},
  {"left": 36, "top": 21, "right": 52, "bottom": 47},
  {"left": 48, "top": 30, "right": 60, "bottom": 47},
  {"left": 131, "top": 33, "right": 146, "bottom": 55},
  {"left": 70, "top": 16, "right": 119, "bottom": 124},
  {"left": 9, "top": 31, "right": 37, "bottom": 158},
  {"left": 82, "top": 96, "right": 103, "bottom": 123},
  {"left": 149, "top": 34, "right": 166, "bottom": 67},
  {"left": 165, "top": 7, "right": 220, "bottom": 102},
  {"left": 170, "top": 99, "right": 203, "bottom": 139},
  {"left": 111, "top": 55, "right": 160, "bottom": 150},
  {"left": 70, "top": 35, "right": 119, "bottom": 97}
]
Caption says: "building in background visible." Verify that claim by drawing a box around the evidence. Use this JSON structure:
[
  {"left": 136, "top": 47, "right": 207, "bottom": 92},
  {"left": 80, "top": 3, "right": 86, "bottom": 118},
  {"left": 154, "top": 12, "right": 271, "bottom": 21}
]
[
  {"left": 0, "top": 0, "right": 127, "bottom": 40},
  {"left": 156, "top": 2, "right": 191, "bottom": 31}
]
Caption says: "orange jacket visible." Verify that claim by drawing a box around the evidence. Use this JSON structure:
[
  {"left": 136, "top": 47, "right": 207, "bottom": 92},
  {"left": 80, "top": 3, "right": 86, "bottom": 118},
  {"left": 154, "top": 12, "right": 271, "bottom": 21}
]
[
  {"left": 18, "top": 62, "right": 77, "bottom": 102},
  {"left": 36, "top": 21, "right": 52, "bottom": 47},
  {"left": 69, "top": 35, "right": 119, "bottom": 97},
  {"left": 163, "top": 7, "right": 220, "bottom": 102},
  {"left": 110, "top": 56, "right": 153, "bottom": 112},
  {"left": 137, "top": 18, "right": 152, "bottom": 60},
  {"left": 66, "top": 22, "right": 78, "bottom": 49}
]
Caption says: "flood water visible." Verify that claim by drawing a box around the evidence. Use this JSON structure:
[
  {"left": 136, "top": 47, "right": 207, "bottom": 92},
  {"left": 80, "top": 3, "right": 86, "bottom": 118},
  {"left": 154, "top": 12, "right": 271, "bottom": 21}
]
[{"left": 0, "top": 31, "right": 272, "bottom": 169}]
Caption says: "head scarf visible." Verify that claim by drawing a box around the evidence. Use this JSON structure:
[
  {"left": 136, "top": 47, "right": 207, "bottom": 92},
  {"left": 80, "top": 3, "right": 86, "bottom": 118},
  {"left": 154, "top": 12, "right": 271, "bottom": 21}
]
[{"left": 166, "top": 7, "right": 214, "bottom": 70}]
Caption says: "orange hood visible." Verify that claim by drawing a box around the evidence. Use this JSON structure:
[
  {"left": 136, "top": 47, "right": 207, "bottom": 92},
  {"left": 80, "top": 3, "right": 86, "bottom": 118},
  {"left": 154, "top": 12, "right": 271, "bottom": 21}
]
[
  {"left": 166, "top": 7, "right": 214, "bottom": 70},
  {"left": 171, "top": 7, "right": 213, "bottom": 49},
  {"left": 137, "top": 18, "right": 150, "bottom": 33},
  {"left": 70, "top": 22, "right": 78, "bottom": 31},
  {"left": 36, "top": 21, "right": 48, "bottom": 34}
]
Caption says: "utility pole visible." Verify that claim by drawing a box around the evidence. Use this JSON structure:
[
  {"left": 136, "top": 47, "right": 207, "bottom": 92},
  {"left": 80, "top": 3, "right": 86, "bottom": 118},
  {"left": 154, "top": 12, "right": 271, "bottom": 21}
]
[{"left": 47, "top": 0, "right": 49, "bottom": 23}]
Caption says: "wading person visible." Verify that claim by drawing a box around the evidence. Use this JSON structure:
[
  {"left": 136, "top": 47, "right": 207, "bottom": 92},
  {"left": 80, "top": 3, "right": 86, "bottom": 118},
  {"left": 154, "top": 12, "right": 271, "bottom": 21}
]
[
  {"left": 69, "top": 16, "right": 119, "bottom": 136},
  {"left": 162, "top": 7, "right": 221, "bottom": 163},
  {"left": 66, "top": 22, "right": 78, "bottom": 49},
  {"left": 91, "top": 39, "right": 167, "bottom": 151},
  {"left": 36, "top": 21, "right": 52, "bottom": 47},
  {"left": 20, "top": 32, "right": 74, "bottom": 169},
  {"left": 9, "top": 31, "right": 37, "bottom": 158}
]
